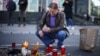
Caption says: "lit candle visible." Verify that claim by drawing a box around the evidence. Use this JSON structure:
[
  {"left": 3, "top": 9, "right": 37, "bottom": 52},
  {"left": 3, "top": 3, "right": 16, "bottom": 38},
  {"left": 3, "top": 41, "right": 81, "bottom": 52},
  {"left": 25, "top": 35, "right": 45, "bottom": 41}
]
[
  {"left": 52, "top": 49, "right": 58, "bottom": 56},
  {"left": 61, "top": 45, "right": 66, "bottom": 55},
  {"left": 22, "top": 41, "right": 29, "bottom": 49},
  {"left": 33, "top": 42, "right": 39, "bottom": 50},
  {"left": 45, "top": 44, "right": 53, "bottom": 54},
  {"left": 33, "top": 42, "right": 40, "bottom": 55},
  {"left": 21, "top": 41, "right": 29, "bottom": 56},
  {"left": 21, "top": 47, "right": 27, "bottom": 56},
  {"left": 48, "top": 44, "right": 53, "bottom": 53}
]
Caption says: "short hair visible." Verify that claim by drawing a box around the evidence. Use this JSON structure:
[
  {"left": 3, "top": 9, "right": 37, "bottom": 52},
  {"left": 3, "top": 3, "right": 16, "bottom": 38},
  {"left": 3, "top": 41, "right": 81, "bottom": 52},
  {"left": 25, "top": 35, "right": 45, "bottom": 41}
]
[{"left": 48, "top": 3, "right": 58, "bottom": 9}]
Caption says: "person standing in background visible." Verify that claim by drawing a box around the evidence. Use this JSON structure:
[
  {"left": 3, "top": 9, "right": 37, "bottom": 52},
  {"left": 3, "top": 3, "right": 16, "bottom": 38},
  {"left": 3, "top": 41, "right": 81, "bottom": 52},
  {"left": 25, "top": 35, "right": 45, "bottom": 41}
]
[
  {"left": 6, "top": 0, "right": 16, "bottom": 26},
  {"left": 63, "top": 0, "right": 73, "bottom": 26},
  {"left": 18, "top": 0, "right": 28, "bottom": 26}
]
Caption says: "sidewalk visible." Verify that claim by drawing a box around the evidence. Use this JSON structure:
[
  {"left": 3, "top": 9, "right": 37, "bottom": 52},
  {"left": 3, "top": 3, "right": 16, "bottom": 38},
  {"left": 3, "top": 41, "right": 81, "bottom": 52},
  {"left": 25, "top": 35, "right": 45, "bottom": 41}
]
[
  {"left": 73, "top": 16, "right": 95, "bottom": 26},
  {"left": 0, "top": 24, "right": 100, "bottom": 46},
  {"left": 0, "top": 24, "right": 100, "bottom": 34},
  {"left": 0, "top": 24, "right": 100, "bottom": 56}
]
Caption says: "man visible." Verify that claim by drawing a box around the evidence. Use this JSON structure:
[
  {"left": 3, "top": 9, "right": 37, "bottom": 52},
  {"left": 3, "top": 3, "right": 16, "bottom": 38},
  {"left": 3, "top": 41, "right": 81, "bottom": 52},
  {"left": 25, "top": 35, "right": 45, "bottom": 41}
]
[
  {"left": 18, "top": 0, "right": 28, "bottom": 26},
  {"left": 63, "top": 0, "right": 73, "bottom": 26},
  {"left": 6, "top": 0, "right": 16, "bottom": 26},
  {"left": 36, "top": 3, "right": 69, "bottom": 49}
]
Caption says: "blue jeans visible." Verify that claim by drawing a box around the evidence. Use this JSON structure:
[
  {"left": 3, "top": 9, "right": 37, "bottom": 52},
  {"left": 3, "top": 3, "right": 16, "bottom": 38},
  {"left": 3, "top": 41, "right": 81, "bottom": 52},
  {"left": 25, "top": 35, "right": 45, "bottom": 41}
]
[{"left": 36, "top": 30, "right": 67, "bottom": 49}]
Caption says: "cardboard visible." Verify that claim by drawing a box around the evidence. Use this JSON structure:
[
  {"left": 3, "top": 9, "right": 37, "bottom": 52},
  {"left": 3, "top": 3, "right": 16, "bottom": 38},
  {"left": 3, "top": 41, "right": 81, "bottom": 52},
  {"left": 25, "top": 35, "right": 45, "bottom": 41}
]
[{"left": 80, "top": 28, "right": 98, "bottom": 51}]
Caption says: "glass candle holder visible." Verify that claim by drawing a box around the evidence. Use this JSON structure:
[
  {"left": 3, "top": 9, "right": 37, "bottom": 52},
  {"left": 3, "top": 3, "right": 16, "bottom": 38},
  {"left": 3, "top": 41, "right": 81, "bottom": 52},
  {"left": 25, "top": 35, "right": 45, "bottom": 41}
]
[
  {"left": 61, "top": 45, "right": 66, "bottom": 55},
  {"left": 48, "top": 44, "right": 53, "bottom": 53},
  {"left": 12, "top": 42, "right": 16, "bottom": 48},
  {"left": 52, "top": 49, "right": 58, "bottom": 56},
  {"left": 33, "top": 49, "right": 38, "bottom": 55}
]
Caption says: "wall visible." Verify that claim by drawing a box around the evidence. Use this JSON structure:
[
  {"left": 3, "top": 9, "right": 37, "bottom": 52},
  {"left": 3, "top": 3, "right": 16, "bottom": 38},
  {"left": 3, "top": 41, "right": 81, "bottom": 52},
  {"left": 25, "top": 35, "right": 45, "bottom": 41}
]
[{"left": 0, "top": 11, "right": 43, "bottom": 24}]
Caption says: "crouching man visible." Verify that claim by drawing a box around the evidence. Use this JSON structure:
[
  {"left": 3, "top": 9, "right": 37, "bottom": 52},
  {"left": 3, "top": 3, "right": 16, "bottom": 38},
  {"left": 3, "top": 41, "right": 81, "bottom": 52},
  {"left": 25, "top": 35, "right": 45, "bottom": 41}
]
[{"left": 36, "top": 3, "right": 69, "bottom": 49}]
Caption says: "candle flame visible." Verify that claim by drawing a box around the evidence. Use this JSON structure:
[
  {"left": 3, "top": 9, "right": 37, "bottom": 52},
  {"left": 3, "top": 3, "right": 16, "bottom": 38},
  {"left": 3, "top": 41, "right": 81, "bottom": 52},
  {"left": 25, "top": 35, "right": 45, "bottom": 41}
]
[{"left": 33, "top": 42, "right": 40, "bottom": 50}]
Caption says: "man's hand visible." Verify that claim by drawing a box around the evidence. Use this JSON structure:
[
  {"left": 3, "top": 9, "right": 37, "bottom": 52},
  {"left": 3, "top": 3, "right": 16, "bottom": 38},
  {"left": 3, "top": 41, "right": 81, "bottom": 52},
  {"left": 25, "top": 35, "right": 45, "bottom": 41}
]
[
  {"left": 38, "top": 30, "right": 44, "bottom": 37},
  {"left": 42, "top": 26, "right": 51, "bottom": 33}
]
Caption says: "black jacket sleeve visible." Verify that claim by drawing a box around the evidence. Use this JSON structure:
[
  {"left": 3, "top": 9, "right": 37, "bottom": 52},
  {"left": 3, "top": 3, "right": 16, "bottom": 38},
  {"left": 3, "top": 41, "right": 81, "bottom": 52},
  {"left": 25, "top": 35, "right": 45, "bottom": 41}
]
[{"left": 37, "top": 12, "right": 47, "bottom": 31}]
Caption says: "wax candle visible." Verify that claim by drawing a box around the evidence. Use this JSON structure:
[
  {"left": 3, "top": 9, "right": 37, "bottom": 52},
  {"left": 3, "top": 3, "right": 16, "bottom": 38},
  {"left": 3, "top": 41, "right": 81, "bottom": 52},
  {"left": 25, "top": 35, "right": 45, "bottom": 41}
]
[
  {"left": 21, "top": 47, "right": 27, "bottom": 56},
  {"left": 61, "top": 45, "right": 66, "bottom": 55},
  {"left": 48, "top": 44, "right": 53, "bottom": 53},
  {"left": 22, "top": 41, "right": 29, "bottom": 49},
  {"left": 33, "top": 42, "right": 40, "bottom": 55},
  {"left": 52, "top": 49, "right": 58, "bottom": 56},
  {"left": 12, "top": 42, "right": 16, "bottom": 48}
]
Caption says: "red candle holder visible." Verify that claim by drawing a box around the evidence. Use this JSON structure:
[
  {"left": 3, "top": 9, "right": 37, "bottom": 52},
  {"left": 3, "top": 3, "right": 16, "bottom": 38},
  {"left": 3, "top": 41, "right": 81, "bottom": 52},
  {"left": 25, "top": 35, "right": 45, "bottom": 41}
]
[
  {"left": 12, "top": 42, "right": 16, "bottom": 48},
  {"left": 33, "top": 49, "right": 38, "bottom": 55},
  {"left": 61, "top": 45, "right": 66, "bottom": 55},
  {"left": 48, "top": 44, "right": 53, "bottom": 53},
  {"left": 45, "top": 47, "right": 49, "bottom": 53},
  {"left": 52, "top": 49, "right": 58, "bottom": 56}
]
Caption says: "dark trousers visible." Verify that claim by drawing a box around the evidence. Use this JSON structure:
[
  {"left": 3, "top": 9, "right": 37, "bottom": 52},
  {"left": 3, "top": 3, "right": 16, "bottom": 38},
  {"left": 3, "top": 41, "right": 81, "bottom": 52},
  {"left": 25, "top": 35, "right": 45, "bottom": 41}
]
[
  {"left": 18, "top": 17, "right": 26, "bottom": 23},
  {"left": 8, "top": 11, "right": 14, "bottom": 25},
  {"left": 18, "top": 10, "right": 26, "bottom": 24},
  {"left": 36, "top": 30, "right": 67, "bottom": 49}
]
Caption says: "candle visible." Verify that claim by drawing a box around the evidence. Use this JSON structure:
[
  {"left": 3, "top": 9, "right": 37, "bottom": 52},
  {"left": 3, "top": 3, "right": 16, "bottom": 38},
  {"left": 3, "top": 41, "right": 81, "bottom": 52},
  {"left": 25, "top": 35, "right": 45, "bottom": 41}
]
[
  {"left": 52, "top": 49, "right": 58, "bottom": 56},
  {"left": 21, "top": 47, "right": 27, "bottom": 56},
  {"left": 61, "top": 45, "right": 66, "bottom": 55},
  {"left": 22, "top": 41, "right": 29, "bottom": 49},
  {"left": 45, "top": 47, "right": 49, "bottom": 53},
  {"left": 33, "top": 42, "right": 39, "bottom": 50},
  {"left": 12, "top": 42, "right": 16, "bottom": 48},
  {"left": 33, "top": 50, "right": 38, "bottom": 55},
  {"left": 58, "top": 52, "right": 61, "bottom": 56},
  {"left": 33, "top": 42, "right": 40, "bottom": 55},
  {"left": 48, "top": 44, "right": 53, "bottom": 53}
]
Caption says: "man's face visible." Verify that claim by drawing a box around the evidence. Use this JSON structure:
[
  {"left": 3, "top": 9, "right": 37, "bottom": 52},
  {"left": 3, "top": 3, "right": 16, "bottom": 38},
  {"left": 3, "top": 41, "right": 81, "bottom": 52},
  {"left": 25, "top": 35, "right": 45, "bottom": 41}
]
[{"left": 49, "top": 8, "right": 58, "bottom": 16}]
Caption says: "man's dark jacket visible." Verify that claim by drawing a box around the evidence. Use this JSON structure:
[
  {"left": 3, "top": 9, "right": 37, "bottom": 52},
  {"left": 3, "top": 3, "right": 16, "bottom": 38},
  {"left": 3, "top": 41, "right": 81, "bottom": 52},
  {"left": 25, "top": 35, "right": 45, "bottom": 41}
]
[
  {"left": 18, "top": 0, "right": 28, "bottom": 11},
  {"left": 63, "top": 1, "right": 73, "bottom": 19},
  {"left": 37, "top": 11, "right": 69, "bottom": 35},
  {"left": 6, "top": 1, "right": 16, "bottom": 11}
]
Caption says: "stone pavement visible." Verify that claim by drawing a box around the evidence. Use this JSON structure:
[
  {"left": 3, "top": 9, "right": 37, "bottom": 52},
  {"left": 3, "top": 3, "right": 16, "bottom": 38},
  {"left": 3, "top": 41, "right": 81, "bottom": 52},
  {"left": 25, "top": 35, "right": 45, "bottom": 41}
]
[
  {"left": 0, "top": 24, "right": 100, "bottom": 56},
  {"left": 0, "top": 24, "right": 100, "bottom": 46}
]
